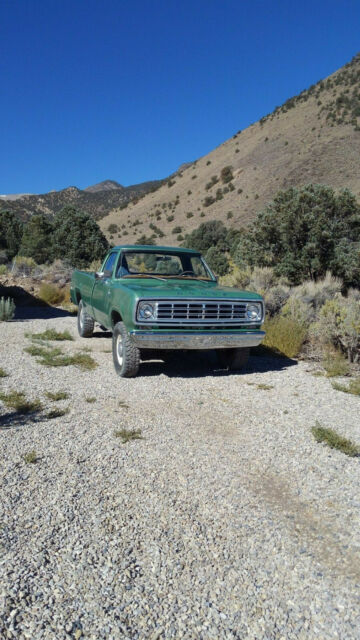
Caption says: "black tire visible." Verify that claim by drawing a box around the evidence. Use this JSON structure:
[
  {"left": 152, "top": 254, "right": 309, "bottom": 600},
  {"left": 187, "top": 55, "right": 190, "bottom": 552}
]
[
  {"left": 112, "top": 321, "right": 140, "bottom": 378},
  {"left": 216, "top": 347, "right": 250, "bottom": 371},
  {"left": 77, "top": 300, "right": 95, "bottom": 338}
]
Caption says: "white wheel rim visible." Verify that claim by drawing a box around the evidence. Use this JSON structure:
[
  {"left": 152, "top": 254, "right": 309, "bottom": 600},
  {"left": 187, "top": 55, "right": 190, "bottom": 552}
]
[
  {"left": 116, "top": 334, "right": 123, "bottom": 366},
  {"left": 79, "top": 306, "right": 84, "bottom": 329}
]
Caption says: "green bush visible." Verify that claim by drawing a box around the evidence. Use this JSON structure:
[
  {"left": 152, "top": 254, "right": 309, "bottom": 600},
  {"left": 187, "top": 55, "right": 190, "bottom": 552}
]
[
  {"left": 0, "top": 264, "right": 7, "bottom": 275},
  {"left": 263, "top": 316, "right": 307, "bottom": 358},
  {"left": 235, "top": 184, "right": 360, "bottom": 286},
  {"left": 12, "top": 256, "right": 38, "bottom": 276},
  {"left": 220, "top": 166, "right": 233, "bottom": 184},
  {"left": 0, "top": 210, "right": 24, "bottom": 260},
  {"left": 52, "top": 206, "right": 109, "bottom": 268},
  {"left": 182, "top": 220, "right": 228, "bottom": 253},
  {"left": 172, "top": 226, "right": 182, "bottom": 234},
  {"left": 312, "top": 422, "right": 359, "bottom": 456},
  {"left": 205, "top": 246, "right": 230, "bottom": 276},
  {"left": 322, "top": 350, "right": 350, "bottom": 377},
  {"left": 20, "top": 214, "right": 54, "bottom": 263},
  {"left": 0, "top": 297, "right": 15, "bottom": 321}
]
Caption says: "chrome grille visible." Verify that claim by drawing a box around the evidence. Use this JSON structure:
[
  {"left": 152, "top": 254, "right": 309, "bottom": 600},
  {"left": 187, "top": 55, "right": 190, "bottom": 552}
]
[{"left": 156, "top": 300, "right": 247, "bottom": 323}]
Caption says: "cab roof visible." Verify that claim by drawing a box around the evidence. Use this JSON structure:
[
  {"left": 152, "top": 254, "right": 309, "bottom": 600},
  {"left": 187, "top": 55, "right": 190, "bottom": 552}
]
[{"left": 112, "top": 244, "right": 200, "bottom": 254}]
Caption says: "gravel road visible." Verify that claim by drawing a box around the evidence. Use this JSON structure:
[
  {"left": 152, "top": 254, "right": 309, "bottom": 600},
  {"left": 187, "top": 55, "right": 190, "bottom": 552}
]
[{"left": 1, "top": 309, "right": 360, "bottom": 639}]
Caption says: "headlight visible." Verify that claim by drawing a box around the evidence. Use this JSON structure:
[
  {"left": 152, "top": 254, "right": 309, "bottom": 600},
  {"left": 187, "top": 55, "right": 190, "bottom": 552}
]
[
  {"left": 137, "top": 301, "right": 156, "bottom": 321},
  {"left": 246, "top": 303, "right": 262, "bottom": 321}
]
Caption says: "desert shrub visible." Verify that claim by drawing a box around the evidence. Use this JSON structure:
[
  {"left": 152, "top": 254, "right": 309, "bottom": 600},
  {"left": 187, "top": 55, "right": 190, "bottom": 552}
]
[
  {"left": 205, "top": 246, "right": 230, "bottom": 276},
  {"left": 186, "top": 212, "right": 194, "bottom": 218},
  {"left": 89, "top": 259, "right": 102, "bottom": 272},
  {"left": 332, "top": 378, "right": 360, "bottom": 396},
  {"left": 0, "top": 297, "right": 16, "bottom": 321},
  {"left": 281, "top": 297, "right": 311, "bottom": 326},
  {"left": 205, "top": 176, "right": 218, "bottom": 190},
  {"left": 219, "top": 265, "right": 251, "bottom": 288},
  {"left": 312, "top": 294, "right": 360, "bottom": 362},
  {"left": 227, "top": 211, "right": 233, "bottom": 219},
  {"left": 204, "top": 196, "right": 215, "bottom": 207},
  {"left": 263, "top": 316, "right": 307, "bottom": 358},
  {"left": 12, "top": 256, "right": 38, "bottom": 277},
  {"left": 38, "top": 283, "right": 65, "bottom": 306},
  {"left": 248, "top": 267, "right": 278, "bottom": 293},
  {"left": 220, "top": 166, "right": 233, "bottom": 184},
  {"left": 0, "top": 210, "right": 24, "bottom": 260},
  {"left": 172, "top": 226, "right": 182, "bottom": 234},
  {"left": 135, "top": 235, "right": 156, "bottom": 245},
  {"left": 107, "top": 223, "right": 118, "bottom": 234},
  {"left": 167, "top": 215, "right": 174, "bottom": 222},
  {"left": 289, "top": 273, "right": 343, "bottom": 318},
  {"left": 177, "top": 234, "right": 184, "bottom": 241},
  {"left": 235, "top": 184, "right": 360, "bottom": 285},
  {"left": 0, "top": 264, "right": 7, "bottom": 275},
  {"left": 264, "top": 285, "right": 290, "bottom": 316}
]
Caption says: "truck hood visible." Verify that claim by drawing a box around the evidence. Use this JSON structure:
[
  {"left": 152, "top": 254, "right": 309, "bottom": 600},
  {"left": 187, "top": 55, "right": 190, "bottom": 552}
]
[{"left": 118, "top": 278, "right": 262, "bottom": 300}]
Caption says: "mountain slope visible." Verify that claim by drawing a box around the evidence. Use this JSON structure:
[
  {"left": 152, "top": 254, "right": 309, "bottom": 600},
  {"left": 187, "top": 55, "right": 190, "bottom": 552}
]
[
  {"left": 100, "top": 53, "right": 360, "bottom": 244},
  {"left": 0, "top": 179, "right": 164, "bottom": 221}
]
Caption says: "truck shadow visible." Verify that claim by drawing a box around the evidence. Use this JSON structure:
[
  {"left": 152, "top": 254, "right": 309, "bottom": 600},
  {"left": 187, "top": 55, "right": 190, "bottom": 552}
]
[{"left": 139, "top": 350, "right": 297, "bottom": 378}]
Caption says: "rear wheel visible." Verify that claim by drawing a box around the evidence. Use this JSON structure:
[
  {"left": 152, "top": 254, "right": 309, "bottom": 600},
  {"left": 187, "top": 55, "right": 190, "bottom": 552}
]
[
  {"left": 77, "top": 300, "right": 94, "bottom": 338},
  {"left": 112, "top": 321, "right": 140, "bottom": 378},
  {"left": 216, "top": 347, "right": 250, "bottom": 371}
]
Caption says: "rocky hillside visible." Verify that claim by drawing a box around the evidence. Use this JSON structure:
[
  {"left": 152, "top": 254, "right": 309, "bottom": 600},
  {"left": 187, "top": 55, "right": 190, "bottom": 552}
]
[
  {"left": 100, "top": 53, "right": 360, "bottom": 244},
  {"left": 0, "top": 179, "right": 164, "bottom": 221}
]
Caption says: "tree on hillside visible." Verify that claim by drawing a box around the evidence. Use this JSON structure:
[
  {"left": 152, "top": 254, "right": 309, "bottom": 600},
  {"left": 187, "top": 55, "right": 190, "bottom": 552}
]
[
  {"left": 182, "top": 220, "right": 228, "bottom": 253},
  {"left": 205, "top": 246, "right": 230, "bottom": 276},
  {"left": 234, "top": 184, "right": 360, "bottom": 286},
  {"left": 0, "top": 210, "right": 24, "bottom": 260},
  {"left": 19, "top": 214, "right": 54, "bottom": 264},
  {"left": 52, "top": 206, "right": 109, "bottom": 268}
]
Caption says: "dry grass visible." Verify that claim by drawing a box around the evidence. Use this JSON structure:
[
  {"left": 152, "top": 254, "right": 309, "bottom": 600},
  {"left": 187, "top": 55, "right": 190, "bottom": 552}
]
[
  {"left": 45, "top": 407, "right": 70, "bottom": 419},
  {"left": 38, "top": 283, "right": 65, "bottom": 306},
  {"left": 312, "top": 421, "right": 359, "bottom": 457},
  {"left": 322, "top": 350, "right": 350, "bottom": 377},
  {"left": 45, "top": 391, "right": 70, "bottom": 401},
  {"left": 331, "top": 378, "right": 360, "bottom": 396},
  {"left": 263, "top": 317, "right": 307, "bottom": 358},
  {"left": 85, "top": 397, "right": 96, "bottom": 403},
  {"left": 0, "top": 390, "right": 42, "bottom": 414},
  {"left": 23, "top": 450, "right": 39, "bottom": 464},
  {"left": 0, "top": 368, "right": 8, "bottom": 378},
  {"left": 114, "top": 428, "right": 143, "bottom": 443},
  {"left": 27, "top": 328, "right": 74, "bottom": 341}
]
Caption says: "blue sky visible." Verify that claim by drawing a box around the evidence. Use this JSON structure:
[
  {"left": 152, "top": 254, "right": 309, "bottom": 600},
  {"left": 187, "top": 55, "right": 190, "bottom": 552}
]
[{"left": 1, "top": 0, "right": 359, "bottom": 194}]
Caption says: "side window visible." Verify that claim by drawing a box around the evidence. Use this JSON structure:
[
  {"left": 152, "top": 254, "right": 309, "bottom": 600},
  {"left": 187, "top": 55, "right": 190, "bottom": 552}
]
[{"left": 102, "top": 252, "right": 117, "bottom": 275}]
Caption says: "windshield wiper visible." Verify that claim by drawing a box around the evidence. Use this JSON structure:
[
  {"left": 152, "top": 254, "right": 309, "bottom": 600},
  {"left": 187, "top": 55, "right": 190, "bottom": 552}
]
[{"left": 123, "top": 274, "right": 167, "bottom": 281}]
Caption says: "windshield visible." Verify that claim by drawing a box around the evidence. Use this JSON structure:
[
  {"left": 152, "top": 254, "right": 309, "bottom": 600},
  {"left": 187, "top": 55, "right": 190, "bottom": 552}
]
[{"left": 115, "top": 251, "right": 214, "bottom": 280}]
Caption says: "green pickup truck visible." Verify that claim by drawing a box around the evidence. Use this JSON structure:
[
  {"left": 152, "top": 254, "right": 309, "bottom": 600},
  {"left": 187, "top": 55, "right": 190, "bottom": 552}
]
[{"left": 70, "top": 245, "right": 265, "bottom": 377}]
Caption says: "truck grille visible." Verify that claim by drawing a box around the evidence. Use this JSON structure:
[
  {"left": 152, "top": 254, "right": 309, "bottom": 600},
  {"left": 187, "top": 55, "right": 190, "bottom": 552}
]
[{"left": 156, "top": 301, "right": 247, "bottom": 323}]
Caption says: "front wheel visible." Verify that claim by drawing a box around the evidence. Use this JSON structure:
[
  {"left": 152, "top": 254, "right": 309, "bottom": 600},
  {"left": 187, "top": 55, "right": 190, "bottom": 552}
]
[
  {"left": 216, "top": 347, "right": 250, "bottom": 371},
  {"left": 112, "top": 322, "right": 140, "bottom": 378},
  {"left": 77, "top": 300, "right": 94, "bottom": 337}
]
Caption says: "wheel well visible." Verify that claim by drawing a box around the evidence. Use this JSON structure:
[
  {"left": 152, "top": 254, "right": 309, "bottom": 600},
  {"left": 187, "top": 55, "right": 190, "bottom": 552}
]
[
  {"left": 75, "top": 290, "right": 81, "bottom": 304},
  {"left": 111, "top": 310, "right": 123, "bottom": 327}
]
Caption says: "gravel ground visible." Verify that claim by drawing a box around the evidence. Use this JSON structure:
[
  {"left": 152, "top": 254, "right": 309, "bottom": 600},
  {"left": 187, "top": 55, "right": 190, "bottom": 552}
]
[{"left": 1, "top": 309, "right": 360, "bottom": 639}]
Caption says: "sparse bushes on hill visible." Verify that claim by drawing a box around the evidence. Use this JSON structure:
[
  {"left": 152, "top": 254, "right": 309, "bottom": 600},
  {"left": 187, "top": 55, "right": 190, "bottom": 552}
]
[{"left": 220, "top": 166, "right": 234, "bottom": 184}]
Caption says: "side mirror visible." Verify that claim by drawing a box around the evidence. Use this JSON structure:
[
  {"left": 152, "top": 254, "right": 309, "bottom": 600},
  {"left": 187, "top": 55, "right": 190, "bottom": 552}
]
[{"left": 95, "top": 271, "right": 104, "bottom": 279}]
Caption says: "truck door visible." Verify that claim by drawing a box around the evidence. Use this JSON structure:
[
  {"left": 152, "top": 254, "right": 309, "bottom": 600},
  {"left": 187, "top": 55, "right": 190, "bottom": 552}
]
[{"left": 91, "top": 251, "right": 118, "bottom": 326}]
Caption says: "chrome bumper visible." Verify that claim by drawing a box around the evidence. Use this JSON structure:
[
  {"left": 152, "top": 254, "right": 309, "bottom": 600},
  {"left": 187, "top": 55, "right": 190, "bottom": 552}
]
[{"left": 130, "top": 330, "right": 265, "bottom": 350}]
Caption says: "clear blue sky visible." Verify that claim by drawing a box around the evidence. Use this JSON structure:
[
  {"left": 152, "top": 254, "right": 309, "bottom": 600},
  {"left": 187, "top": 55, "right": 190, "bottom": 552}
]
[{"left": 1, "top": 0, "right": 359, "bottom": 194}]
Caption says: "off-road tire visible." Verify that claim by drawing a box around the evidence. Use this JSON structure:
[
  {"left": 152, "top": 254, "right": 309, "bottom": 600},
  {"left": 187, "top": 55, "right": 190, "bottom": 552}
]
[
  {"left": 112, "top": 321, "right": 140, "bottom": 378},
  {"left": 77, "top": 300, "right": 95, "bottom": 338},
  {"left": 216, "top": 347, "right": 250, "bottom": 371}
]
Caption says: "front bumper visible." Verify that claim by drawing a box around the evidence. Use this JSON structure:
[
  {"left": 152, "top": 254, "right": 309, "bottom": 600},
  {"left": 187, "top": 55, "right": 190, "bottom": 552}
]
[{"left": 129, "top": 330, "right": 265, "bottom": 350}]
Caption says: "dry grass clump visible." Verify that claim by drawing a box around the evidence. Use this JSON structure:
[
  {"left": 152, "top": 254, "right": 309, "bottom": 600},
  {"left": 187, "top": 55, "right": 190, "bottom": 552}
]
[
  {"left": 332, "top": 378, "right": 360, "bottom": 396},
  {"left": 114, "top": 428, "right": 143, "bottom": 443},
  {"left": 38, "top": 283, "right": 66, "bottom": 305},
  {"left": 27, "top": 328, "right": 74, "bottom": 341},
  {"left": 322, "top": 350, "right": 350, "bottom": 377},
  {"left": 263, "top": 316, "right": 307, "bottom": 358},
  {"left": 24, "top": 342, "right": 98, "bottom": 370},
  {"left": 45, "top": 390, "right": 70, "bottom": 401},
  {"left": 0, "top": 368, "right": 8, "bottom": 378},
  {"left": 23, "top": 450, "right": 39, "bottom": 464},
  {"left": 312, "top": 421, "right": 359, "bottom": 457},
  {"left": 0, "top": 390, "right": 42, "bottom": 414},
  {"left": 45, "top": 407, "right": 70, "bottom": 419}
]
